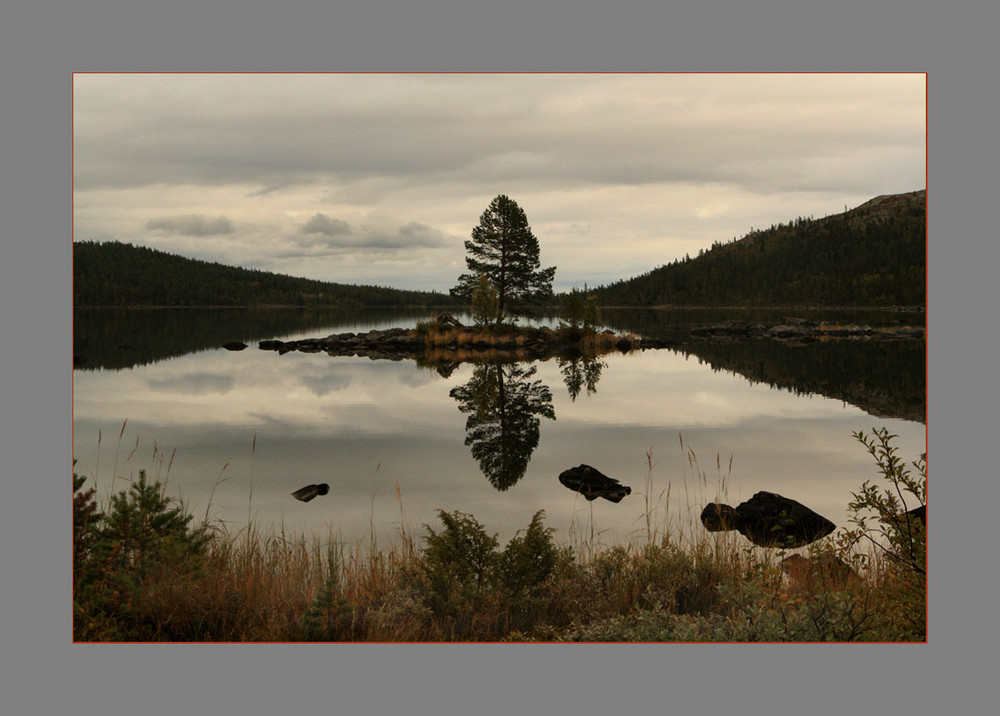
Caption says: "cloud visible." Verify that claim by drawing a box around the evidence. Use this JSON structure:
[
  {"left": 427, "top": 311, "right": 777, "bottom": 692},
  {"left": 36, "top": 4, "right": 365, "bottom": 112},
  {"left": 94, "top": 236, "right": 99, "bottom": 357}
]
[
  {"left": 392, "top": 222, "right": 452, "bottom": 248},
  {"left": 146, "top": 214, "right": 235, "bottom": 236},
  {"left": 290, "top": 219, "right": 453, "bottom": 252},
  {"left": 74, "top": 74, "right": 925, "bottom": 291},
  {"left": 345, "top": 222, "right": 451, "bottom": 250},
  {"left": 75, "top": 75, "right": 925, "bottom": 197},
  {"left": 300, "top": 213, "right": 352, "bottom": 237}
]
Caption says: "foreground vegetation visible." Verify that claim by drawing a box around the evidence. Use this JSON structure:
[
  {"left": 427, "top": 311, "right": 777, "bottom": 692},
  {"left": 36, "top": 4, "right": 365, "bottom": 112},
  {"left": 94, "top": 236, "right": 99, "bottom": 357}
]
[{"left": 73, "top": 429, "right": 925, "bottom": 642}]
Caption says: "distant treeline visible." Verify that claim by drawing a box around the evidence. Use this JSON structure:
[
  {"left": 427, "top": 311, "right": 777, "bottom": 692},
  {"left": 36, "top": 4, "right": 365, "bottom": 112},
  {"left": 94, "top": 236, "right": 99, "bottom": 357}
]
[
  {"left": 73, "top": 241, "right": 461, "bottom": 308},
  {"left": 587, "top": 190, "right": 926, "bottom": 307},
  {"left": 76, "top": 190, "right": 926, "bottom": 310}
]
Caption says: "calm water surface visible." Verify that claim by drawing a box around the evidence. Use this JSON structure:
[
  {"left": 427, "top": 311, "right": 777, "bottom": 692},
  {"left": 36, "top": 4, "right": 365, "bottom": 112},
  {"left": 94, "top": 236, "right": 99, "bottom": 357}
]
[{"left": 72, "top": 308, "right": 926, "bottom": 548}]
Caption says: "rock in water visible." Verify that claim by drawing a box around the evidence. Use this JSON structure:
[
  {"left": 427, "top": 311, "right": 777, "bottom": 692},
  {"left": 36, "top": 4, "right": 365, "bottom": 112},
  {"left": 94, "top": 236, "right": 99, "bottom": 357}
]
[
  {"left": 222, "top": 341, "right": 248, "bottom": 351},
  {"left": 700, "top": 491, "right": 835, "bottom": 548},
  {"left": 700, "top": 502, "right": 741, "bottom": 531},
  {"left": 292, "top": 483, "right": 330, "bottom": 502},
  {"left": 558, "top": 465, "right": 632, "bottom": 503}
]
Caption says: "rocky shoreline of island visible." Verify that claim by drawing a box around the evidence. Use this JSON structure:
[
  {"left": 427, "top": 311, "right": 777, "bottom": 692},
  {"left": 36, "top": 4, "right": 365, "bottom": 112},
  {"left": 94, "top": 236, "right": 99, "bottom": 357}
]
[
  {"left": 240, "top": 314, "right": 923, "bottom": 361},
  {"left": 252, "top": 314, "right": 640, "bottom": 363},
  {"left": 686, "top": 316, "right": 925, "bottom": 342}
]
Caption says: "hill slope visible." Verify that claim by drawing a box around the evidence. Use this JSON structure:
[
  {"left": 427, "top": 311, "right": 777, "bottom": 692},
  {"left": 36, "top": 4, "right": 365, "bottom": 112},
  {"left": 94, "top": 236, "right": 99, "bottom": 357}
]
[
  {"left": 590, "top": 190, "right": 926, "bottom": 307},
  {"left": 73, "top": 241, "right": 459, "bottom": 308}
]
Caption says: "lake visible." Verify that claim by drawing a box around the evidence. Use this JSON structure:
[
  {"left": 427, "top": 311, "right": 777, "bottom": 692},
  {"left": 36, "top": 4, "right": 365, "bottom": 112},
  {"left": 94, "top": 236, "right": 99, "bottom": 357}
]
[{"left": 72, "top": 307, "right": 926, "bottom": 550}]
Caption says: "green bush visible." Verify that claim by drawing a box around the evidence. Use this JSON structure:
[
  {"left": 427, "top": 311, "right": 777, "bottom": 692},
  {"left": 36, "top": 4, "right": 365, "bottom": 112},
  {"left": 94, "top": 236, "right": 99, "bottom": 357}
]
[
  {"left": 848, "top": 428, "right": 926, "bottom": 573},
  {"left": 559, "top": 289, "right": 602, "bottom": 338},
  {"left": 471, "top": 273, "right": 502, "bottom": 328},
  {"left": 73, "top": 469, "right": 210, "bottom": 641},
  {"left": 498, "top": 511, "right": 559, "bottom": 600},
  {"left": 70, "top": 430, "right": 927, "bottom": 642},
  {"left": 418, "top": 509, "right": 561, "bottom": 638},
  {"left": 843, "top": 428, "right": 927, "bottom": 640},
  {"left": 302, "top": 550, "right": 355, "bottom": 641}
]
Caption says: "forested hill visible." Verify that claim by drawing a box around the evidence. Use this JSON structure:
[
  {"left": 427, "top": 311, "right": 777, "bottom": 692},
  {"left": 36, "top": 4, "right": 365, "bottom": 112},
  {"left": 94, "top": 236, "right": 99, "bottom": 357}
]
[
  {"left": 73, "top": 241, "right": 460, "bottom": 308},
  {"left": 589, "top": 189, "right": 926, "bottom": 307}
]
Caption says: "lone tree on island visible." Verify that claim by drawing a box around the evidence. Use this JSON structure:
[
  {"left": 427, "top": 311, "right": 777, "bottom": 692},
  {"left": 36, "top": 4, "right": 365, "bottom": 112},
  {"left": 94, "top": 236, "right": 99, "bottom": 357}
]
[{"left": 451, "top": 195, "right": 556, "bottom": 325}]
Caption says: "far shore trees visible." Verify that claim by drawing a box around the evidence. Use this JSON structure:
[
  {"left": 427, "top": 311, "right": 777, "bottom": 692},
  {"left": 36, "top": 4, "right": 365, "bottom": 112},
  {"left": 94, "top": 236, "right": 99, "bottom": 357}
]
[{"left": 451, "top": 195, "right": 556, "bottom": 325}]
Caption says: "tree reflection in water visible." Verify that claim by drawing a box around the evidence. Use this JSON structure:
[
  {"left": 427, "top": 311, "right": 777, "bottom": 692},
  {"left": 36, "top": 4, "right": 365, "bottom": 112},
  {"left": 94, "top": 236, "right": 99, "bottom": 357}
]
[
  {"left": 556, "top": 352, "right": 605, "bottom": 402},
  {"left": 449, "top": 363, "right": 556, "bottom": 491}
]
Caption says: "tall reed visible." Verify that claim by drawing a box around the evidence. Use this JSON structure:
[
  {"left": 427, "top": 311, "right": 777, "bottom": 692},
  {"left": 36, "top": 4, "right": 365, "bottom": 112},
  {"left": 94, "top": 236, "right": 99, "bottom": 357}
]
[{"left": 73, "top": 428, "right": 924, "bottom": 642}]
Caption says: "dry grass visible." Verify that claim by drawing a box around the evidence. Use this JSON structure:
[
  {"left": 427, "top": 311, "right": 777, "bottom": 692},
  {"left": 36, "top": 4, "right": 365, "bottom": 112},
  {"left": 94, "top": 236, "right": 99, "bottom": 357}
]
[{"left": 74, "top": 429, "right": 925, "bottom": 643}]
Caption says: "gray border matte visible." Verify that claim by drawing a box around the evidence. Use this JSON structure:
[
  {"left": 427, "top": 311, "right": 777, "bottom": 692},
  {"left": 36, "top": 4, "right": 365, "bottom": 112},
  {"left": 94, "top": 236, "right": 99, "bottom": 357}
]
[{"left": 3, "top": 0, "right": 990, "bottom": 714}]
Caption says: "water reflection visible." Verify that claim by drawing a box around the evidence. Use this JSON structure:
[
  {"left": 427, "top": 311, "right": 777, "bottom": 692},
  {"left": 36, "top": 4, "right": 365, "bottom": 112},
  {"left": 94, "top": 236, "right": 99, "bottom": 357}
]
[
  {"left": 146, "top": 372, "right": 236, "bottom": 395},
  {"left": 448, "top": 353, "right": 611, "bottom": 490},
  {"left": 72, "top": 307, "right": 926, "bottom": 546},
  {"left": 557, "top": 353, "right": 606, "bottom": 402},
  {"left": 449, "top": 363, "right": 556, "bottom": 491},
  {"left": 675, "top": 338, "right": 925, "bottom": 423},
  {"left": 73, "top": 306, "right": 439, "bottom": 371},
  {"left": 75, "top": 307, "right": 924, "bottom": 423}
]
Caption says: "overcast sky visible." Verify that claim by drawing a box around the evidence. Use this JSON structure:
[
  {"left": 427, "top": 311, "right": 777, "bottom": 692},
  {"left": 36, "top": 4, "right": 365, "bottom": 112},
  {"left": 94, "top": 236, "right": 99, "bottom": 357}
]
[{"left": 73, "top": 73, "right": 925, "bottom": 293}]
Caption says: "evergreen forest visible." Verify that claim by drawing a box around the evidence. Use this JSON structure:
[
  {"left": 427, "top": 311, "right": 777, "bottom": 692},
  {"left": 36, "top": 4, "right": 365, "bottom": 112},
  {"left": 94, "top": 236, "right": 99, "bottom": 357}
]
[
  {"left": 588, "top": 190, "right": 925, "bottom": 307},
  {"left": 73, "top": 241, "right": 460, "bottom": 308},
  {"left": 74, "top": 190, "right": 925, "bottom": 309}
]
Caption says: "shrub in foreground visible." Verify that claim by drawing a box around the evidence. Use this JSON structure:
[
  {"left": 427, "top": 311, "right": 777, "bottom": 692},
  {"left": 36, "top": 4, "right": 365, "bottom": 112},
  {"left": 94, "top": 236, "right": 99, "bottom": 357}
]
[
  {"left": 73, "top": 469, "right": 210, "bottom": 641},
  {"left": 417, "top": 509, "right": 563, "bottom": 639},
  {"left": 72, "top": 430, "right": 926, "bottom": 642},
  {"left": 843, "top": 428, "right": 927, "bottom": 640}
]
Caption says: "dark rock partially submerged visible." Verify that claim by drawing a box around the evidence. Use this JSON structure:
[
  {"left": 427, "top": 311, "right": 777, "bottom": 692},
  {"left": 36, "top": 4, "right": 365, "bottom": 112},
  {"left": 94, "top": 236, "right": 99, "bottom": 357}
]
[
  {"left": 291, "top": 483, "right": 330, "bottom": 502},
  {"left": 222, "top": 341, "right": 248, "bottom": 351},
  {"left": 558, "top": 464, "right": 632, "bottom": 503},
  {"left": 700, "top": 491, "right": 835, "bottom": 548}
]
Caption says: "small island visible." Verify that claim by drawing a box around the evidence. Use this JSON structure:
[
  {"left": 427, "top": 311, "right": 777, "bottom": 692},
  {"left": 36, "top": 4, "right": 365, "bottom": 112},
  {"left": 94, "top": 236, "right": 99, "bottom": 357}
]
[
  {"left": 258, "top": 310, "right": 640, "bottom": 364},
  {"left": 255, "top": 311, "right": 924, "bottom": 367}
]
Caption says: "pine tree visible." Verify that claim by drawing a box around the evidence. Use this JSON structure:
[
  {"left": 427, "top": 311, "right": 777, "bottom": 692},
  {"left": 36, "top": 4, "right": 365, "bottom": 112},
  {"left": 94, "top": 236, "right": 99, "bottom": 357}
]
[{"left": 451, "top": 195, "right": 556, "bottom": 324}]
